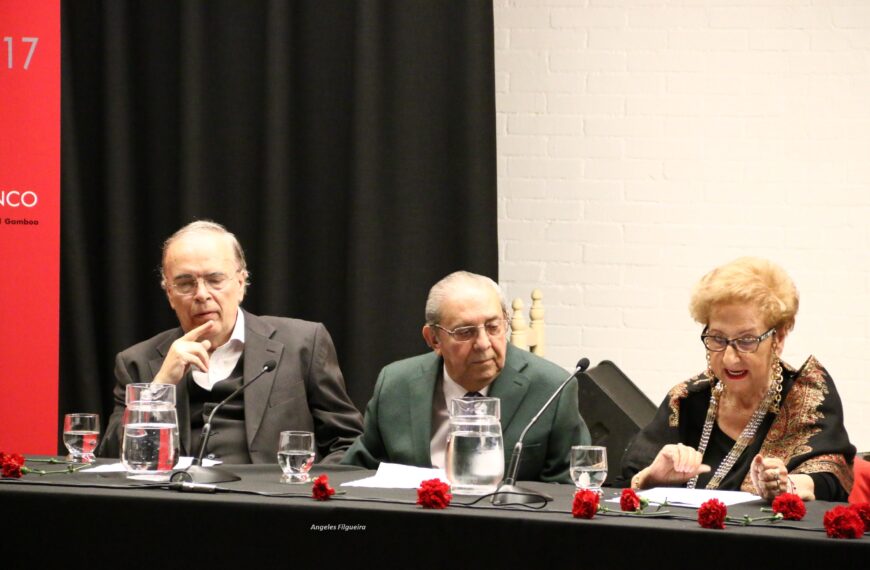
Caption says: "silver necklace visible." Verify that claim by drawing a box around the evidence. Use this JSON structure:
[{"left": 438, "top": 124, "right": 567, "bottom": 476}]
[{"left": 686, "top": 380, "right": 774, "bottom": 490}]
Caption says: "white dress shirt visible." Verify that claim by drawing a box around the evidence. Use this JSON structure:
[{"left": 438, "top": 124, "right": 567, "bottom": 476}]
[
  {"left": 191, "top": 310, "right": 246, "bottom": 391},
  {"left": 429, "top": 366, "right": 490, "bottom": 469}
]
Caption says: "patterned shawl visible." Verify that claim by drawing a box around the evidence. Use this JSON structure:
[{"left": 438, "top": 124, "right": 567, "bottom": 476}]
[{"left": 619, "top": 356, "right": 854, "bottom": 496}]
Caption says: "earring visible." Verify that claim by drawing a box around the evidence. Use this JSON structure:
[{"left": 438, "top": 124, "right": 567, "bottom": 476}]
[
  {"left": 706, "top": 351, "right": 725, "bottom": 406},
  {"left": 705, "top": 351, "right": 716, "bottom": 382},
  {"left": 769, "top": 341, "right": 783, "bottom": 414}
]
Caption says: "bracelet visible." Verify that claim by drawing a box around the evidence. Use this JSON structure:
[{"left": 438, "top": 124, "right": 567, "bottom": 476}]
[
  {"left": 786, "top": 475, "right": 796, "bottom": 495},
  {"left": 631, "top": 472, "right": 644, "bottom": 490}
]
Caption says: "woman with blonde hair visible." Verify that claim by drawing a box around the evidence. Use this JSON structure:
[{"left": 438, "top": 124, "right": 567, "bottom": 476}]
[{"left": 621, "top": 257, "right": 854, "bottom": 501}]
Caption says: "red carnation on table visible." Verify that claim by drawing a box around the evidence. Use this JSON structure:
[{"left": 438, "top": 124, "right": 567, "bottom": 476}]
[
  {"left": 823, "top": 505, "right": 865, "bottom": 539},
  {"left": 619, "top": 488, "right": 646, "bottom": 512},
  {"left": 771, "top": 493, "right": 806, "bottom": 521},
  {"left": 0, "top": 452, "right": 27, "bottom": 478},
  {"left": 417, "top": 479, "right": 452, "bottom": 509},
  {"left": 850, "top": 503, "right": 870, "bottom": 529},
  {"left": 698, "top": 498, "right": 728, "bottom": 529},
  {"left": 572, "top": 490, "right": 600, "bottom": 519},
  {"left": 0, "top": 452, "right": 88, "bottom": 477},
  {"left": 311, "top": 474, "right": 336, "bottom": 501}
]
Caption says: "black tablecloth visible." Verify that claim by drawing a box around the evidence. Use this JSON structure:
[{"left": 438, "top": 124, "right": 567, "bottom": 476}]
[{"left": 2, "top": 461, "right": 867, "bottom": 568}]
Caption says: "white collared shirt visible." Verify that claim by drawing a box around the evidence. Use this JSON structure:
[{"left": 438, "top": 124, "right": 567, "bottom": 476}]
[
  {"left": 191, "top": 310, "right": 246, "bottom": 391},
  {"left": 429, "top": 365, "right": 490, "bottom": 469}
]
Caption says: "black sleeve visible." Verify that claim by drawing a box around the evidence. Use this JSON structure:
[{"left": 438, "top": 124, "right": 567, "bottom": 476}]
[{"left": 809, "top": 472, "right": 849, "bottom": 502}]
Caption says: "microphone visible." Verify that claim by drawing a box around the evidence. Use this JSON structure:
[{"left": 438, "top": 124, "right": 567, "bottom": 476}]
[
  {"left": 491, "top": 357, "right": 590, "bottom": 507},
  {"left": 170, "top": 359, "right": 278, "bottom": 484},
  {"left": 171, "top": 482, "right": 219, "bottom": 493}
]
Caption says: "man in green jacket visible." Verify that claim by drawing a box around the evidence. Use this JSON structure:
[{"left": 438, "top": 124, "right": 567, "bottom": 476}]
[{"left": 342, "top": 271, "right": 589, "bottom": 483}]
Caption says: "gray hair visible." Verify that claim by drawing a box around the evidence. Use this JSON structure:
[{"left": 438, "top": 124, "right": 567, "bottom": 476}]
[
  {"left": 160, "top": 220, "right": 249, "bottom": 290},
  {"left": 425, "top": 271, "right": 510, "bottom": 325}
]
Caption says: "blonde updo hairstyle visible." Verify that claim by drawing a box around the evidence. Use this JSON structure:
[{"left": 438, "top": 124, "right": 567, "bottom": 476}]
[{"left": 689, "top": 257, "right": 799, "bottom": 333}]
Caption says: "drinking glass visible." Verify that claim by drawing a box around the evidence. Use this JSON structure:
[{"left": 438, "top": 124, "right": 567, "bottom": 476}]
[
  {"left": 63, "top": 413, "right": 100, "bottom": 463},
  {"left": 450, "top": 396, "right": 501, "bottom": 420},
  {"left": 278, "top": 431, "right": 315, "bottom": 483},
  {"left": 570, "top": 445, "right": 607, "bottom": 493}
]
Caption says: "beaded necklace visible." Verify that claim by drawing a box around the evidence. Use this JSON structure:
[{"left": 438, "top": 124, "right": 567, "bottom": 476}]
[{"left": 686, "top": 377, "right": 777, "bottom": 490}]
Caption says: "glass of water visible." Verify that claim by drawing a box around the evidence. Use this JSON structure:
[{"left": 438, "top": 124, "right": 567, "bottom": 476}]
[
  {"left": 570, "top": 445, "right": 607, "bottom": 493},
  {"left": 278, "top": 431, "right": 315, "bottom": 484},
  {"left": 63, "top": 413, "right": 100, "bottom": 463}
]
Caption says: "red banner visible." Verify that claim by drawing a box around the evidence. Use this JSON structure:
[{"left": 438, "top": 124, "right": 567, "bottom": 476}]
[{"left": 0, "top": 0, "right": 61, "bottom": 453}]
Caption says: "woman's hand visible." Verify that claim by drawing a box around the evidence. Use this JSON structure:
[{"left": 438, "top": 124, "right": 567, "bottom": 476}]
[
  {"left": 635, "top": 443, "right": 710, "bottom": 489},
  {"left": 750, "top": 455, "right": 788, "bottom": 500},
  {"left": 750, "top": 454, "right": 814, "bottom": 501}
]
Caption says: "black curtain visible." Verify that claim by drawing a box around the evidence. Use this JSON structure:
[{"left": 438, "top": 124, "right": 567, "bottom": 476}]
[{"left": 60, "top": 0, "right": 497, "bottom": 447}]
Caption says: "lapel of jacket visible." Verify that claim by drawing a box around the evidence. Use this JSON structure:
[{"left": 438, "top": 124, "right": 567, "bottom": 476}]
[
  {"left": 241, "top": 310, "right": 284, "bottom": 448},
  {"left": 489, "top": 346, "right": 531, "bottom": 435},
  {"left": 408, "top": 353, "right": 440, "bottom": 467},
  {"left": 150, "top": 329, "right": 193, "bottom": 455}
]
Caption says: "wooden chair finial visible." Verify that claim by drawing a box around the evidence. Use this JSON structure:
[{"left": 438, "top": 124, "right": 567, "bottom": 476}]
[
  {"left": 509, "top": 290, "right": 545, "bottom": 355},
  {"left": 510, "top": 298, "right": 529, "bottom": 350}
]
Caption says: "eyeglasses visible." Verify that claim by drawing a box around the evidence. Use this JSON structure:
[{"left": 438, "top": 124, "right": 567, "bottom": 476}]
[
  {"left": 431, "top": 320, "right": 507, "bottom": 343},
  {"left": 169, "top": 271, "right": 238, "bottom": 296},
  {"left": 701, "top": 327, "right": 776, "bottom": 353}
]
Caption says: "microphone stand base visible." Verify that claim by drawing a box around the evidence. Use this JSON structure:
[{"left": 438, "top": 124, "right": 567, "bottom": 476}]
[
  {"left": 169, "top": 465, "right": 241, "bottom": 484},
  {"left": 490, "top": 483, "right": 553, "bottom": 506}
]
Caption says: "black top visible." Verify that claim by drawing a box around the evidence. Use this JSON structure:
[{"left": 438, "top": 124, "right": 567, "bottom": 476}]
[{"left": 188, "top": 358, "right": 249, "bottom": 463}]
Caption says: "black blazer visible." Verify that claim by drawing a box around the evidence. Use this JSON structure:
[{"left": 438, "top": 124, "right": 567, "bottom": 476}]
[{"left": 98, "top": 310, "right": 363, "bottom": 463}]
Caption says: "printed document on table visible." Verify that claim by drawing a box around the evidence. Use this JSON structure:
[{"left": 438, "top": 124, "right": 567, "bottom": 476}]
[
  {"left": 84, "top": 456, "right": 221, "bottom": 473},
  {"left": 341, "top": 462, "right": 448, "bottom": 489},
  {"left": 611, "top": 487, "right": 760, "bottom": 508}
]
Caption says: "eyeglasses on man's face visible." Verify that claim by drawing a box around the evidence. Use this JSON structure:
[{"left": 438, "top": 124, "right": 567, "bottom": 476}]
[
  {"left": 701, "top": 327, "right": 776, "bottom": 354},
  {"left": 169, "top": 271, "right": 238, "bottom": 296},
  {"left": 432, "top": 320, "right": 507, "bottom": 343}
]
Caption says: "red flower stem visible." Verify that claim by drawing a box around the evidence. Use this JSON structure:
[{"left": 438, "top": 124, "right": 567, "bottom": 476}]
[
  {"left": 599, "top": 506, "right": 672, "bottom": 517},
  {"left": 17, "top": 463, "right": 92, "bottom": 476},
  {"left": 725, "top": 513, "right": 784, "bottom": 526}
]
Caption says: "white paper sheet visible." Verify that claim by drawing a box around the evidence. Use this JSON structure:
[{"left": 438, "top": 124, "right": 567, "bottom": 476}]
[
  {"left": 604, "top": 487, "right": 761, "bottom": 508},
  {"left": 83, "top": 456, "right": 221, "bottom": 473},
  {"left": 341, "top": 462, "right": 448, "bottom": 489}
]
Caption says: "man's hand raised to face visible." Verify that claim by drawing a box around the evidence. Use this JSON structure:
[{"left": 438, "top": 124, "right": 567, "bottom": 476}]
[{"left": 153, "top": 321, "right": 215, "bottom": 385}]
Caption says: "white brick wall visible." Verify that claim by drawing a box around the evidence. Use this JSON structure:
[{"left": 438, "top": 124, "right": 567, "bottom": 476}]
[{"left": 495, "top": 0, "right": 870, "bottom": 451}]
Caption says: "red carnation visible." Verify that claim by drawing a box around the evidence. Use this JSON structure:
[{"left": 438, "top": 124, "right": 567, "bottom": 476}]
[
  {"left": 823, "top": 505, "right": 865, "bottom": 539},
  {"left": 619, "top": 488, "right": 645, "bottom": 512},
  {"left": 698, "top": 498, "right": 728, "bottom": 529},
  {"left": 850, "top": 503, "right": 870, "bottom": 529},
  {"left": 311, "top": 474, "right": 336, "bottom": 501},
  {"left": 417, "top": 479, "right": 452, "bottom": 509},
  {"left": 572, "top": 489, "right": 600, "bottom": 519},
  {"left": 0, "top": 452, "right": 26, "bottom": 478},
  {"left": 771, "top": 493, "right": 806, "bottom": 521}
]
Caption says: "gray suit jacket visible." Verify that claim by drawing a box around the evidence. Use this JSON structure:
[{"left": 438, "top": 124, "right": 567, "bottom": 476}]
[
  {"left": 98, "top": 310, "right": 363, "bottom": 463},
  {"left": 341, "top": 344, "right": 590, "bottom": 483}
]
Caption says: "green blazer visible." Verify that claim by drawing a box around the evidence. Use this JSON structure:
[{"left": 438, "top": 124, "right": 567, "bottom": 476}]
[{"left": 342, "top": 344, "right": 590, "bottom": 483}]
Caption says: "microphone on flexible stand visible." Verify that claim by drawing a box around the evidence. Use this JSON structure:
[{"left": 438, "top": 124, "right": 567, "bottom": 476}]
[
  {"left": 169, "top": 360, "right": 278, "bottom": 484},
  {"left": 491, "top": 357, "right": 590, "bottom": 507}
]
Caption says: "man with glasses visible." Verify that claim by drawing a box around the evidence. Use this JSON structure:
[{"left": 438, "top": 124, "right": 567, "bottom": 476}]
[
  {"left": 342, "top": 271, "right": 590, "bottom": 483},
  {"left": 98, "top": 220, "right": 363, "bottom": 464}
]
